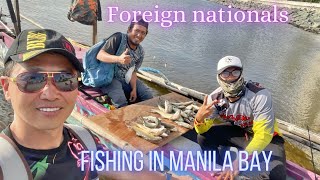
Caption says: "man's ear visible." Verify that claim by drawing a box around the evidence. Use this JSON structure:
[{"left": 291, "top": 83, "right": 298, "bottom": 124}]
[{"left": 0, "top": 76, "right": 11, "bottom": 101}]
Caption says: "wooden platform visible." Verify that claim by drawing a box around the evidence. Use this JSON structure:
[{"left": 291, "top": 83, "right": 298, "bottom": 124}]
[{"left": 88, "top": 92, "right": 196, "bottom": 154}]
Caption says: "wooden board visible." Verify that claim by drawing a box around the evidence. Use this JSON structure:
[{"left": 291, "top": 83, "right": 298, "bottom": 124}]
[{"left": 88, "top": 92, "right": 197, "bottom": 154}]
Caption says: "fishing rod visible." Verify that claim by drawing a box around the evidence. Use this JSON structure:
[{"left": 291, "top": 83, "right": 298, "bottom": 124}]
[
  {"left": 5, "top": 0, "right": 20, "bottom": 35},
  {"left": 20, "top": 14, "right": 44, "bottom": 29},
  {"left": 307, "top": 126, "right": 317, "bottom": 179}
]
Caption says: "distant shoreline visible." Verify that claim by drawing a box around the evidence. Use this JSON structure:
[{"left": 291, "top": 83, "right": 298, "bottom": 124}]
[{"left": 209, "top": 0, "right": 320, "bottom": 34}]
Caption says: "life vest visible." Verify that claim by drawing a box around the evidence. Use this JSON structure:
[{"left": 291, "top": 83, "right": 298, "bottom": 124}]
[{"left": 0, "top": 124, "right": 98, "bottom": 180}]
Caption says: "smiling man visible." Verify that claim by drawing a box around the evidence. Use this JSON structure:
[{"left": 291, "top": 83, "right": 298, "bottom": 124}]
[
  {"left": 82, "top": 16, "right": 153, "bottom": 108},
  {"left": 0, "top": 29, "right": 190, "bottom": 180}
]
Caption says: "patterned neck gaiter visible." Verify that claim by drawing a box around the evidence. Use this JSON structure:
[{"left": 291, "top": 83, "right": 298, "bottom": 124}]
[{"left": 217, "top": 73, "right": 246, "bottom": 98}]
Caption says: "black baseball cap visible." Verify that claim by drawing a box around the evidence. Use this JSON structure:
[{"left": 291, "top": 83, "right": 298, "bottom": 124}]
[
  {"left": 129, "top": 16, "right": 149, "bottom": 30},
  {"left": 4, "top": 29, "right": 84, "bottom": 72}
]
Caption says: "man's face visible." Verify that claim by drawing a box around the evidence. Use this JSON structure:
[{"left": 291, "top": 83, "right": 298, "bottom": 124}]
[
  {"left": 127, "top": 24, "right": 147, "bottom": 46},
  {"left": 219, "top": 67, "right": 242, "bottom": 83},
  {"left": 0, "top": 53, "right": 78, "bottom": 130}
]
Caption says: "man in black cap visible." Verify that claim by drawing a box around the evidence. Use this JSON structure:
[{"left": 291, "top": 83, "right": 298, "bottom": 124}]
[
  {"left": 82, "top": 16, "right": 153, "bottom": 108},
  {"left": 0, "top": 29, "right": 189, "bottom": 180}
]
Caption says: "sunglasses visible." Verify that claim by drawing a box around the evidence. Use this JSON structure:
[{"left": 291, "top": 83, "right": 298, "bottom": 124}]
[
  {"left": 219, "top": 69, "right": 242, "bottom": 78},
  {"left": 8, "top": 72, "right": 80, "bottom": 93}
]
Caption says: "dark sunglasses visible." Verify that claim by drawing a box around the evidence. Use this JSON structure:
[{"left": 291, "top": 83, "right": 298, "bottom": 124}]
[
  {"left": 220, "top": 69, "right": 242, "bottom": 78},
  {"left": 8, "top": 72, "right": 80, "bottom": 93}
]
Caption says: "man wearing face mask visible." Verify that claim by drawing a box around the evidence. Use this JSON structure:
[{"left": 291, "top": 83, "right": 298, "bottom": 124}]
[{"left": 194, "top": 56, "right": 286, "bottom": 179}]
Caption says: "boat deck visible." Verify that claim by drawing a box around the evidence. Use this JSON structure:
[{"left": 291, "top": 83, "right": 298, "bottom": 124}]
[{"left": 74, "top": 92, "right": 197, "bottom": 154}]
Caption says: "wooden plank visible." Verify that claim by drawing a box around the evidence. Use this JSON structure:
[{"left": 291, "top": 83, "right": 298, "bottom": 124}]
[{"left": 88, "top": 92, "right": 196, "bottom": 154}]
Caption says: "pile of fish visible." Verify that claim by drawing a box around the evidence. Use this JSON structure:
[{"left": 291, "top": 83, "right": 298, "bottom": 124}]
[
  {"left": 151, "top": 98, "right": 199, "bottom": 129},
  {"left": 129, "top": 115, "right": 178, "bottom": 142}
]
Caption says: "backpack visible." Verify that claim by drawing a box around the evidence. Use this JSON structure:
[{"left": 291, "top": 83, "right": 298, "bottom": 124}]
[
  {"left": 67, "top": 0, "right": 102, "bottom": 25},
  {"left": 81, "top": 33, "right": 126, "bottom": 87},
  {"left": 0, "top": 124, "right": 98, "bottom": 180}
]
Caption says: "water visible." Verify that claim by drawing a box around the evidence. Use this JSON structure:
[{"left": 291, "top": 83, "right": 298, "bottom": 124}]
[{"left": 0, "top": 0, "right": 320, "bottom": 133}]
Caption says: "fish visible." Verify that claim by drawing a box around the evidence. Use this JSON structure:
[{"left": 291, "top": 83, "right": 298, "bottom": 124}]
[
  {"left": 135, "top": 123, "right": 166, "bottom": 136},
  {"left": 180, "top": 111, "right": 189, "bottom": 118},
  {"left": 141, "top": 116, "right": 160, "bottom": 128},
  {"left": 186, "top": 105, "right": 194, "bottom": 110},
  {"left": 131, "top": 125, "right": 162, "bottom": 142},
  {"left": 190, "top": 104, "right": 200, "bottom": 111},
  {"left": 183, "top": 109, "right": 192, "bottom": 115},
  {"left": 160, "top": 132, "right": 169, "bottom": 137},
  {"left": 151, "top": 109, "right": 181, "bottom": 121},
  {"left": 171, "top": 100, "right": 194, "bottom": 106},
  {"left": 164, "top": 100, "right": 173, "bottom": 113},
  {"left": 175, "top": 105, "right": 187, "bottom": 109},
  {"left": 161, "top": 122, "right": 178, "bottom": 132},
  {"left": 184, "top": 118, "right": 191, "bottom": 124},
  {"left": 177, "top": 117, "right": 185, "bottom": 122},
  {"left": 175, "top": 121, "right": 193, "bottom": 129},
  {"left": 157, "top": 104, "right": 166, "bottom": 113}
]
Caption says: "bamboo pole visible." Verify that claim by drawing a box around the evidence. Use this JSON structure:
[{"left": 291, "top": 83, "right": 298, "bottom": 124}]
[
  {"left": 5, "top": 0, "right": 19, "bottom": 35},
  {"left": 277, "top": 119, "right": 320, "bottom": 146},
  {"left": 92, "top": 18, "right": 97, "bottom": 45},
  {"left": 281, "top": 129, "right": 320, "bottom": 151},
  {"left": 13, "top": 0, "right": 21, "bottom": 33},
  {"left": 137, "top": 74, "right": 188, "bottom": 96}
]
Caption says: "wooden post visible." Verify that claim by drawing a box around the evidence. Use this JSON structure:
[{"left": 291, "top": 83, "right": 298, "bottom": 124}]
[
  {"left": 13, "top": 0, "right": 21, "bottom": 33},
  {"left": 92, "top": 18, "right": 97, "bottom": 45}
]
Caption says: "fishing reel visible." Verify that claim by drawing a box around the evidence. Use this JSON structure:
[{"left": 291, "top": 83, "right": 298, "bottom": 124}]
[{"left": 214, "top": 98, "right": 228, "bottom": 112}]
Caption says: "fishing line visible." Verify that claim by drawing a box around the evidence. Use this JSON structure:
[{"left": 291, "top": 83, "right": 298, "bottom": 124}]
[
  {"left": 20, "top": 14, "right": 44, "bottom": 29},
  {"left": 307, "top": 126, "right": 317, "bottom": 179}
]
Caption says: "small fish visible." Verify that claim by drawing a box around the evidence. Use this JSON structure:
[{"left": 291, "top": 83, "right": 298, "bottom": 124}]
[
  {"left": 177, "top": 117, "right": 184, "bottom": 122},
  {"left": 190, "top": 104, "right": 200, "bottom": 111},
  {"left": 136, "top": 123, "right": 166, "bottom": 136},
  {"left": 151, "top": 109, "right": 181, "bottom": 121},
  {"left": 157, "top": 104, "right": 166, "bottom": 113},
  {"left": 184, "top": 118, "right": 191, "bottom": 124},
  {"left": 171, "top": 109, "right": 181, "bottom": 120},
  {"left": 160, "top": 132, "right": 169, "bottom": 137},
  {"left": 132, "top": 125, "right": 162, "bottom": 142},
  {"left": 171, "top": 100, "right": 194, "bottom": 106},
  {"left": 176, "top": 105, "right": 186, "bottom": 109},
  {"left": 185, "top": 105, "right": 193, "bottom": 110},
  {"left": 161, "top": 122, "right": 175, "bottom": 129},
  {"left": 161, "top": 122, "right": 178, "bottom": 132},
  {"left": 164, "top": 100, "right": 173, "bottom": 113},
  {"left": 142, "top": 116, "right": 160, "bottom": 128},
  {"left": 180, "top": 111, "right": 189, "bottom": 118},
  {"left": 175, "top": 121, "right": 193, "bottom": 129},
  {"left": 184, "top": 109, "right": 192, "bottom": 115}
]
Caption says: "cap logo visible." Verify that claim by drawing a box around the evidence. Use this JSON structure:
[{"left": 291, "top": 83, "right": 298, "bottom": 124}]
[
  {"left": 26, "top": 31, "right": 47, "bottom": 50},
  {"left": 225, "top": 57, "right": 232, "bottom": 63},
  {"left": 62, "top": 40, "right": 74, "bottom": 54}
]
